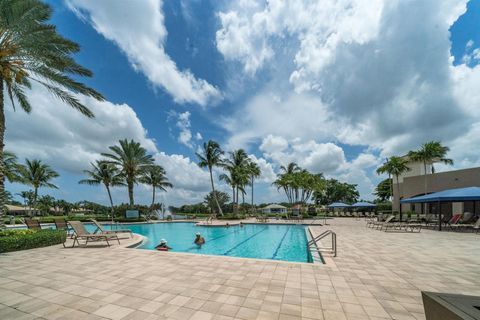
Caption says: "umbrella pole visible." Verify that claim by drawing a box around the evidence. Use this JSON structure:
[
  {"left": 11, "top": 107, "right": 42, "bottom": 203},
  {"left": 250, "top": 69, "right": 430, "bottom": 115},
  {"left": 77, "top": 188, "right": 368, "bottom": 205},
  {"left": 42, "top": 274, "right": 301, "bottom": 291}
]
[
  {"left": 399, "top": 202, "right": 402, "bottom": 222},
  {"left": 438, "top": 201, "right": 441, "bottom": 231}
]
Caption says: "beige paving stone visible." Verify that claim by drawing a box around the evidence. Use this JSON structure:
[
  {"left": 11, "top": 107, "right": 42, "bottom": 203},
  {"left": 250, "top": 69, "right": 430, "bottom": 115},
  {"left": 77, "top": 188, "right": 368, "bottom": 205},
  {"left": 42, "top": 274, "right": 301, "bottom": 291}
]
[
  {"left": 169, "top": 306, "right": 196, "bottom": 320},
  {"left": 256, "top": 310, "right": 280, "bottom": 320},
  {"left": 138, "top": 300, "right": 164, "bottom": 313},
  {"left": 236, "top": 306, "right": 260, "bottom": 319},
  {"left": 201, "top": 301, "right": 223, "bottom": 314},
  {"left": 280, "top": 303, "right": 302, "bottom": 317},
  {"left": 301, "top": 306, "right": 324, "bottom": 319},
  {"left": 322, "top": 310, "right": 347, "bottom": 320},
  {"left": 191, "top": 310, "right": 215, "bottom": 320},
  {"left": 169, "top": 295, "right": 191, "bottom": 307},
  {"left": 92, "top": 303, "right": 134, "bottom": 320},
  {"left": 225, "top": 295, "right": 245, "bottom": 306}
]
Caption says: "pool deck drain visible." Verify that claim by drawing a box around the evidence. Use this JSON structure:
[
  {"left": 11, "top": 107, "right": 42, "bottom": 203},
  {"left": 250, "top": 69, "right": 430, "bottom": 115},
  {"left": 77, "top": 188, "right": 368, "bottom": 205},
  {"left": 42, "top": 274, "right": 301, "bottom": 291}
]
[{"left": 1, "top": 218, "right": 479, "bottom": 319}]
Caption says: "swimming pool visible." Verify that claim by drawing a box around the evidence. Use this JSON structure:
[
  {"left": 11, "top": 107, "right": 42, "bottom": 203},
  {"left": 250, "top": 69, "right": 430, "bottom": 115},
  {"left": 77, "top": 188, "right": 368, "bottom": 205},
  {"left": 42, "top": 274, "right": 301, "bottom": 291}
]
[{"left": 106, "top": 222, "right": 312, "bottom": 263}]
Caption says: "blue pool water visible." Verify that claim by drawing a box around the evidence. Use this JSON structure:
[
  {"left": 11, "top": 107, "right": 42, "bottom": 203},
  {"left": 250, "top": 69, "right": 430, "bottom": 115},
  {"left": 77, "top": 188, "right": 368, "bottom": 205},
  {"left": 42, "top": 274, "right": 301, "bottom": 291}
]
[{"left": 104, "top": 222, "right": 311, "bottom": 263}]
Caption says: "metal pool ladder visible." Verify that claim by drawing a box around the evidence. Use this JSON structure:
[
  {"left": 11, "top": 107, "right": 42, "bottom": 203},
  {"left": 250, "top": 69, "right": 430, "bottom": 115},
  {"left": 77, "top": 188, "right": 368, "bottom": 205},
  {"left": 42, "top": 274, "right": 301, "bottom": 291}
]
[{"left": 308, "top": 230, "right": 337, "bottom": 257}]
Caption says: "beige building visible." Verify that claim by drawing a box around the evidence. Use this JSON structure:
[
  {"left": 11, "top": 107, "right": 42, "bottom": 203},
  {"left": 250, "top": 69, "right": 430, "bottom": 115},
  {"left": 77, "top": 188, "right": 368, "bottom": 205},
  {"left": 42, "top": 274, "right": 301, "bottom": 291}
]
[{"left": 393, "top": 162, "right": 480, "bottom": 216}]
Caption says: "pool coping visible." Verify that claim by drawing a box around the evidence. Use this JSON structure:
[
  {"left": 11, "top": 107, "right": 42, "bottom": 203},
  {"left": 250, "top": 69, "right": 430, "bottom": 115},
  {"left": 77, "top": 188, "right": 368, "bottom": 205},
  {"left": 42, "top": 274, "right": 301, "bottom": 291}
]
[{"left": 132, "top": 245, "right": 329, "bottom": 267}]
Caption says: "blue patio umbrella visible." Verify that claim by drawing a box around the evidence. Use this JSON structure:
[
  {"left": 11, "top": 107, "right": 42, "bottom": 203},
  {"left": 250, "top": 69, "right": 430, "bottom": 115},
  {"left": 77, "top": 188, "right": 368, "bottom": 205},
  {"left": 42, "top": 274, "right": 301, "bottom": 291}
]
[
  {"left": 327, "top": 202, "right": 351, "bottom": 208},
  {"left": 400, "top": 187, "right": 480, "bottom": 230},
  {"left": 351, "top": 202, "right": 376, "bottom": 208}
]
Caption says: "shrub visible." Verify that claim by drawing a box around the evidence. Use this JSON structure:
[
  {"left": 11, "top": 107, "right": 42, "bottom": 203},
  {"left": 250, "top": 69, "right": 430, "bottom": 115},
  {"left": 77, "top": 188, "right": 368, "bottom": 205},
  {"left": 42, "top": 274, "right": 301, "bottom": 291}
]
[
  {"left": 3, "top": 218, "right": 25, "bottom": 225},
  {"left": 376, "top": 202, "right": 392, "bottom": 212},
  {"left": 0, "top": 229, "right": 66, "bottom": 253}
]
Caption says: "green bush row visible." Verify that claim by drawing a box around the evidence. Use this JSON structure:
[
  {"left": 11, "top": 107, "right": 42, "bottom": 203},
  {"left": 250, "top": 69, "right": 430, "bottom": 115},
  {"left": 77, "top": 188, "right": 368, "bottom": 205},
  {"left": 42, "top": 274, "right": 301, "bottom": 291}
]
[{"left": 0, "top": 229, "right": 67, "bottom": 253}]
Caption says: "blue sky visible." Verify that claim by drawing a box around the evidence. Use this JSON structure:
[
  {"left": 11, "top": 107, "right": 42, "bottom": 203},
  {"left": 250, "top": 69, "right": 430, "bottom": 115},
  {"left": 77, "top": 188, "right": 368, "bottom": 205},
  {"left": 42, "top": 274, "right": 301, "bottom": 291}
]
[{"left": 7, "top": 0, "right": 480, "bottom": 206}]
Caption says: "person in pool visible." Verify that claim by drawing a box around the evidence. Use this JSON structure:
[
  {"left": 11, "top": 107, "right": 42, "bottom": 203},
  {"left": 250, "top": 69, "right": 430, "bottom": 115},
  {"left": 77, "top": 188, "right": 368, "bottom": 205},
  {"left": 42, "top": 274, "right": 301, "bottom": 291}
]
[
  {"left": 194, "top": 233, "right": 205, "bottom": 246},
  {"left": 155, "top": 239, "right": 172, "bottom": 250}
]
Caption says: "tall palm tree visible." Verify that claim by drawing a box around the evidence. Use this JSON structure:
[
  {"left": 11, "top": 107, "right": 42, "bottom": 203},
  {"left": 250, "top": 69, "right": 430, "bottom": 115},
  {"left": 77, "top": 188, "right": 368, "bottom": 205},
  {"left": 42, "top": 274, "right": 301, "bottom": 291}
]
[
  {"left": 408, "top": 141, "right": 453, "bottom": 214},
  {"left": 376, "top": 156, "right": 411, "bottom": 218},
  {"left": 17, "top": 159, "right": 59, "bottom": 213},
  {"left": 140, "top": 165, "right": 172, "bottom": 209},
  {"left": 223, "top": 149, "right": 250, "bottom": 214},
  {"left": 102, "top": 139, "right": 154, "bottom": 206},
  {"left": 0, "top": 0, "right": 104, "bottom": 221},
  {"left": 247, "top": 161, "right": 261, "bottom": 213},
  {"left": 196, "top": 140, "right": 224, "bottom": 216},
  {"left": 219, "top": 172, "right": 235, "bottom": 206},
  {"left": 79, "top": 160, "right": 125, "bottom": 223},
  {"left": 274, "top": 162, "right": 301, "bottom": 204}
]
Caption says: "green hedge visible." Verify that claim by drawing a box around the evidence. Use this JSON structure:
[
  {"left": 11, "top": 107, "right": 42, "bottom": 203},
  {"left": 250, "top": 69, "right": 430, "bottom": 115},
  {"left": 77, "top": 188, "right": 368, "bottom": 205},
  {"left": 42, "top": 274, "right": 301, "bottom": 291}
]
[
  {"left": 3, "top": 215, "right": 153, "bottom": 225},
  {"left": 0, "top": 229, "right": 66, "bottom": 253}
]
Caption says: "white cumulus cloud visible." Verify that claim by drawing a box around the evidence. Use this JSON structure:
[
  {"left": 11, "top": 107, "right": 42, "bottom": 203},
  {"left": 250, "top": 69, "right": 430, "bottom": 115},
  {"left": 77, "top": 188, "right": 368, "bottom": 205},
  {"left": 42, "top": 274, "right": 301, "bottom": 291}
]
[{"left": 67, "top": 0, "right": 221, "bottom": 106}]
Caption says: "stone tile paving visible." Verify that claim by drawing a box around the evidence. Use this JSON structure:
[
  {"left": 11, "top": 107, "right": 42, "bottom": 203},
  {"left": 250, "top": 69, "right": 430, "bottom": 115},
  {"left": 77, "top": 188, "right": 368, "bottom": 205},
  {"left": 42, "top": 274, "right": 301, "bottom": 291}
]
[{"left": 0, "top": 218, "right": 479, "bottom": 319}]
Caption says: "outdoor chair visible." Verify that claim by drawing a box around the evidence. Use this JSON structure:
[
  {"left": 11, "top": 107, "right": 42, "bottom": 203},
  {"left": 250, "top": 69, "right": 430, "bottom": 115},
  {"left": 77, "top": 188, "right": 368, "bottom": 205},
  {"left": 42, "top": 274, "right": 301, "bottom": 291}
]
[
  {"left": 383, "top": 219, "right": 422, "bottom": 233},
  {"left": 24, "top": 218, "right": 41, "bottom": 230},
  {"left": 54, "top": 219, "right": 72, "bottom": 247},
  {"left": 449, "top": 212, "right": 473, "bottom": 231},
  {"left": 68, "top": 220, "right": 120, "bottom": 248},
  {"left": 451, "top": 215, "right": 480, "bottom": 232},
  {"left": 91, "top": 219, "right": 133, "bottom": 238},
  {"left": 445, "top": 213, "right": 462, "bottom": 229},
  {"left": 366, "top": 214, "right": 383, "bottom": 228},
  {"left": 372, "top": 215, "right": 395, "bottom": 230},
  {"left": 471, "top": 217, "right": 480, "bottom": 233},
  {"left": 205, "top": 216, "right": 213, "bottom": 224}
]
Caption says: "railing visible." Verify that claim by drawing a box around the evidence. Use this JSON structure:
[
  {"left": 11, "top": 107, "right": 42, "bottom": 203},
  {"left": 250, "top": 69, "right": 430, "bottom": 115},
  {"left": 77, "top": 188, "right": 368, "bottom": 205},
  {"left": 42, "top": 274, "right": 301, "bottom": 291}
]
[{"left": 308, "top": 230, "right": 337, "bottom": 257}]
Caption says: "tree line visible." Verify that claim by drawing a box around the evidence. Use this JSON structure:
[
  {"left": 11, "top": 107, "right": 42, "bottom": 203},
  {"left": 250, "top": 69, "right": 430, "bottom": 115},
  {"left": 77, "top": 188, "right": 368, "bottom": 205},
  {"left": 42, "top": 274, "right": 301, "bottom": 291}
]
[
  {"left": 79, "top": 139, "right": 172, "bottom": 220},
  {"left": 4, "top": 139, "right": 172, "bottom": 221},
  {"left": 272, "top": 162, "right": 360, "bottom": 206}
]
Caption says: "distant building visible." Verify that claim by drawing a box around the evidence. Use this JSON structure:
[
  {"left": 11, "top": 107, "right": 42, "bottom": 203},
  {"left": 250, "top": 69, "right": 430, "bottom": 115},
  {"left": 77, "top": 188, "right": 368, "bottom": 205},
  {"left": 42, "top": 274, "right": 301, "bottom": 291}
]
[
  {"left": 6, "top": 205, "right": 40, "bottom": 216},
  {"left": 261, "top": 204, "right": 287, "bottom": 214},
  {"left": 393, "top": 161, "right": 480, "bottom": 216}
]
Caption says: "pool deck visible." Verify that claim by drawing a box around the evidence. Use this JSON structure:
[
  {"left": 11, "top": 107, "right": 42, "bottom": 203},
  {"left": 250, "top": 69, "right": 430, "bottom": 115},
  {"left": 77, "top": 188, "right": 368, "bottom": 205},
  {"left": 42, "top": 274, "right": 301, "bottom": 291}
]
[{"left": 0, "top": 218, "right": 479, "bottom": 320}]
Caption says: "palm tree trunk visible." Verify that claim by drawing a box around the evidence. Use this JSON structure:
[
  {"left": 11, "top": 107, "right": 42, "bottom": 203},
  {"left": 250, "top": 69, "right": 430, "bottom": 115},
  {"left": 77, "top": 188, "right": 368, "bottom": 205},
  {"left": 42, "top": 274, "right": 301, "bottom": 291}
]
[
  {"left": 106, "top": 185, "right": 115, "bottom": 224},
  {"left": 396, "top": 174, "right": 401, "bottom": 221},
  {"left": 33, "top": 187, "right": 38, "bottom": 217},
  {"left": 151, "top": 185, "right": 156, "bottom": 209},
  {"left": 242, "top": 191, "right": 245, "bottom": 212},
  {"left": 389, "top": 173, "right": 393, "bottom": 215},
  {"left": 423, "top": 161, "right": 427, "bottom": 214},
  {"left": 0, "top": 78, "right": 5, "bottom": 228},
  {"left": 251, "top": 176, "right": 254, "bottom": 214},
  {"left": 209, "top": 168, "right": 223, "bottom": 216},
  {"left": 236, "top": 187, "right": 239, "bottom": 214},
  {"left": 128, "top": 180, "right": 134, "bottom": 206}
]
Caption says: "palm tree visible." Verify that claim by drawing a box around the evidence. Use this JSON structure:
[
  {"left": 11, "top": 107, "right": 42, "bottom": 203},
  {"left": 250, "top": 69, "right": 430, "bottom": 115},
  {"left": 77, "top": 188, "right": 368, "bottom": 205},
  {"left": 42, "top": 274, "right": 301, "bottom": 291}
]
[
  {"left": 0, "top": 0, "right": 104, "bottom": 221},
  {"left": 4, "top": 151, "right": 20, "bottom": 183},
  {"left": 17, "top": 159, "right": 59, "bottom": 213},
  {"left": 219, "top": 172, "right": 235, "bottom": 207},
  {"left": 376, "top": 156, "right": 411, "bottom": 219},
  {"left": 274, "top": 162, "right": 301, "bottom": 204},
  {"left": 408, "top": 141, "right": 453, "bottom": 214},
  {"left": 102, "top": 139, "right": 154, "bottom": 206},
  {"left": 79, "top": 160, "right": 125, "bottom": 222},
  {"left": 247, "top": 161, "right": 261, "bottom": 213},
  {"left": 140, "top": 165, "right": 172, "bottom": 210},
  {"left": 196, "top": 140, "right": 224, "bottom": 216},
  {"left": 223, "top": 149, "right": 250, "bottom": 214}
]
